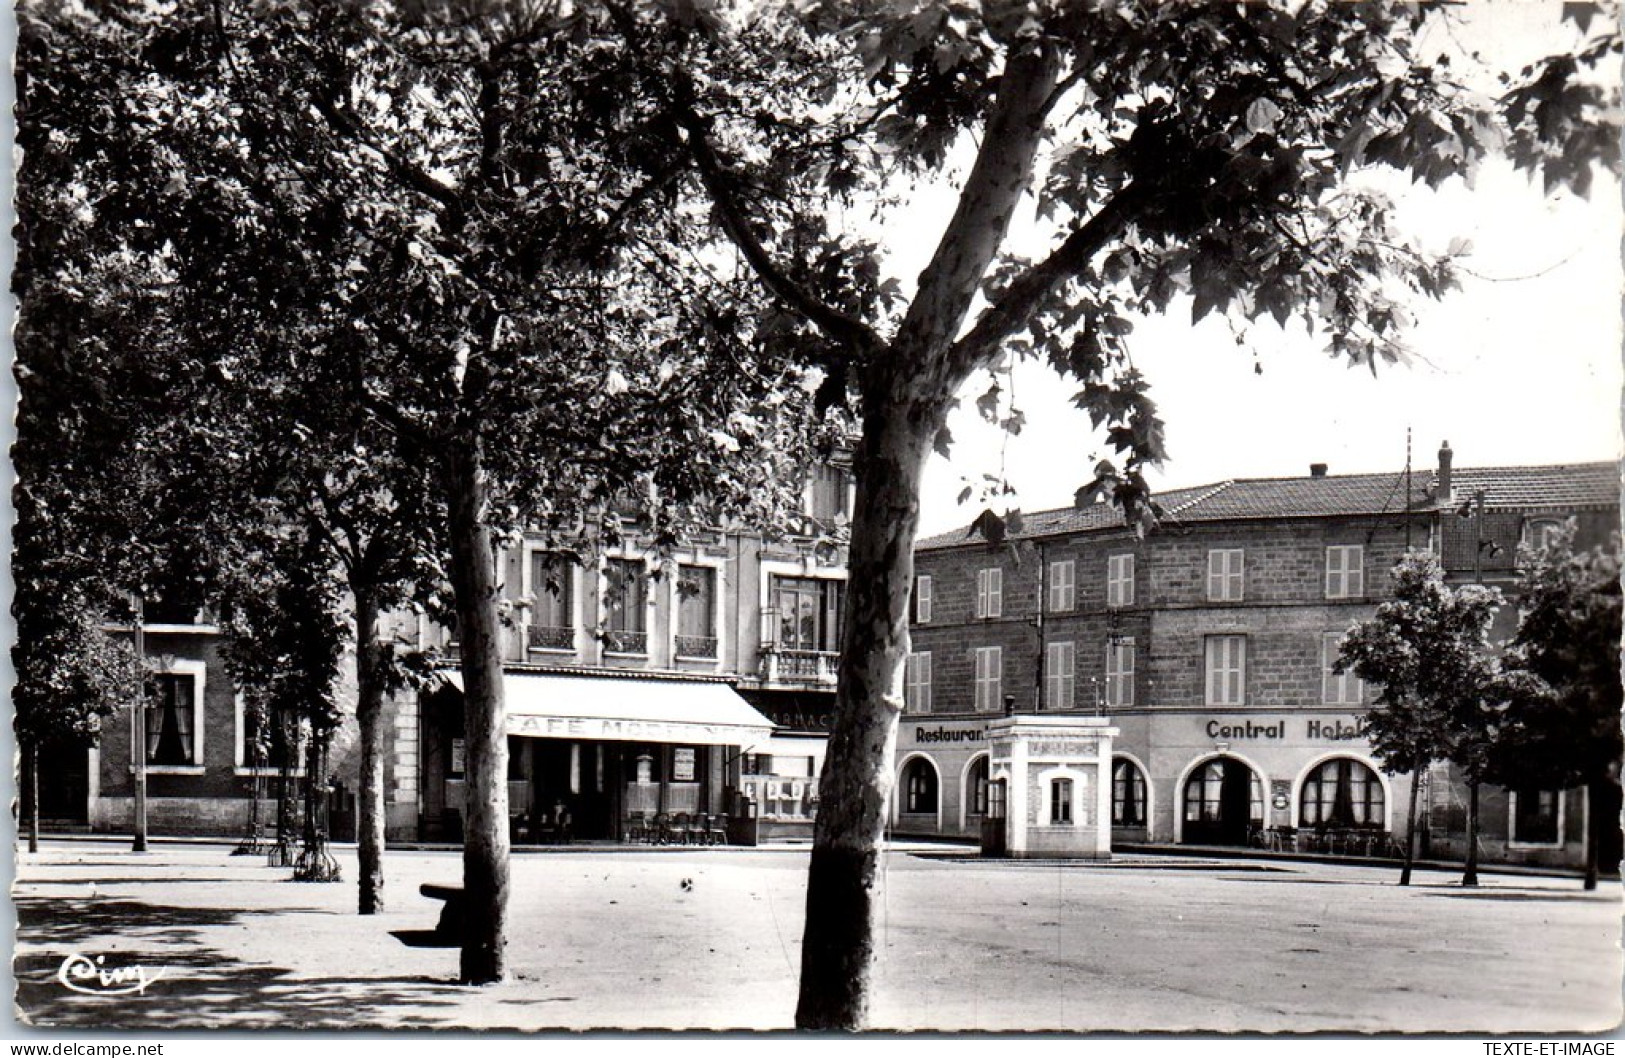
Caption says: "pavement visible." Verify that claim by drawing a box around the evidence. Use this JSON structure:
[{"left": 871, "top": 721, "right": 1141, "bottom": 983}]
[{"left": 11, "top": 838, "right": 1623, "bottom": 1033}]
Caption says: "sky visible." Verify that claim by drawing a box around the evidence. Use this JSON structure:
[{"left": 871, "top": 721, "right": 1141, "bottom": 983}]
[{"left": 906, "top": 5, "right": 1623, "bottom": 536}]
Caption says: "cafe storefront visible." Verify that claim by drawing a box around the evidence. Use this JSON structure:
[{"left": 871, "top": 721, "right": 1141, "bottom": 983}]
[{"left": 421, "top": 669, "right": 777, "bottom": 842}]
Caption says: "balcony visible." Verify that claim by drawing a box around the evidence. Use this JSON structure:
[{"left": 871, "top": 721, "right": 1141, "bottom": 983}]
[
  {"left": 527, "top": 625, "right": 574, "bottom": 651},
  {"left": 675, "top": 634, "right": 719, "bottom": 660},
  {"left": 603, "top": 629, "right": 648, "bottom": 655},
  {"left": 759, "top": 646, "right": 838, "bottom": 686}
]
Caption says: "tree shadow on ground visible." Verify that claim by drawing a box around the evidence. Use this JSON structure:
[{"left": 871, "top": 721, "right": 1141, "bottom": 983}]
[
  {"left": 15, "top": 894, "right": 477, "bottom": 1029},
  {"left": 15, "top": 948, "right": 470, "bottom": 1030},
  {"left": 14, "top": 896, "right": 315, "bottom": 951},
  {"left": 1422, "top": 889, "right": 1618, "bottom": 902}
]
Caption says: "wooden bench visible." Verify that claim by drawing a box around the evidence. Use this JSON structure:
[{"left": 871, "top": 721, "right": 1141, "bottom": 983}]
[{"left": 420, "top": 883, "right": 465, "bottom": 943}]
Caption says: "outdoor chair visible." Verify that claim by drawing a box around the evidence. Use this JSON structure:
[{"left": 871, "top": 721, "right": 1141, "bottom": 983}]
[
  {"left": 651, "top": 812, "right": 672, "bottom": 845},
  {"left": 705, "top": 814, "right": 727, "bottom": 846},
  {"left": 624, "top": 811, "right": 648, "bottom": 844}
]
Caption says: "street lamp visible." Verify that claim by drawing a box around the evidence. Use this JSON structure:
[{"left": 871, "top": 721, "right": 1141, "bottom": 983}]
[{"left": 131, "top": 593, "right": 148, "bottom": 853}]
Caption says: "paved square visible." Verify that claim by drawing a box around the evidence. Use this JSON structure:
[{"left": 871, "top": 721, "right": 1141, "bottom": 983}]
[{"left": 12, "top": 841, "right": 1621, "bottom": 1032}]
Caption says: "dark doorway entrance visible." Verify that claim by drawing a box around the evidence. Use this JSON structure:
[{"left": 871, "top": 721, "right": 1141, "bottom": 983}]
[
  {"left": 33, "top": 742, "right": 90, "bottom": 825},
  {"left": 1182, "top": 757, "right": 1261, "bottom": 846}
]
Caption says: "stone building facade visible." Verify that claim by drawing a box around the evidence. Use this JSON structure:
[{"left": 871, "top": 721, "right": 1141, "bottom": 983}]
[{"left": 904, "top": 448, "right": 1619, "bottom": 870}]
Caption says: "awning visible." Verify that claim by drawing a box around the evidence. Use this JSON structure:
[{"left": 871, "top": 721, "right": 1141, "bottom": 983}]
[{"left": 437, "top": 671, "right": 776, "bottom": 748}]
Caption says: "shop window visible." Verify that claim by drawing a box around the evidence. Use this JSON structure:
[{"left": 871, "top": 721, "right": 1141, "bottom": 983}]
[
  {"left": 904, "top": 651, "right": 932, "bottom": 714},
  {"left": 1325, "top": 545, "right": 1365, "bottom": 599},
  {"left": 1107, "top": 554, "right": 1134, "bottom": 608},
  {"left": 973, "top": 646, "right": 1002, "bottom": 712},
  {"left": 1204, "top": 635, "right": 1246, "bottom": 706},
  {"left": 1299, "top": 758, "right": 1384, "bottom": 828},
  {"left": 1045, "top": 641, "right": 1075, "bottom": 710},
  {"left": 1051, "top": 778, "right": 1074, "bottom": 824},
  {"left": 1048, "top": 560, "right": 1075, "bottom": 612},
  {"left": 975, "top": 567, "right": 1003, "bottom": 618},
  {"left": 1207, "top": 548, "right": 1244, "bottom": 602},
  {"left": 676, "top": 565, "right": 718, "bottom": 659},
  {"left": 1510, "top": 788, "right": 1562, "bottom": 846},
  {"left": 913, "top": 574, "right": 932, "bottom": 624},
  {"left": 902, "top": 757, "right": 938, "bottom": 815},
  {"left": 1113, "top": 759, "right": 1146, "bottom": 826}
]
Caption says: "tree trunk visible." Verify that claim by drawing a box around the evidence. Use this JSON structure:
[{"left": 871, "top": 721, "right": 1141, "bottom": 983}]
[
  {"left": 794, "top": 402, "right": 938, "bottom": 1030},
  {"left": 1462, "top": 778, "right": 1480, "bottom": 887},
  {"left": 270, "top": 716, "right": 302, "bottom": 867},
  {"left": 25, "top": 741, "right": 39, "bottom": 855},
  {"left": 354, "top": 587, "right": 388, "bottom": 914},
  {"left": 1583, "top": 775, "right": 1609, "bottom": 892},
  {"left": 294, "top": 731, "right": 341, "bottom": 882},
  {"left": 1399, "top": 767, "right": 1421, "bottom": 887},
  {"left": 444, "top": 435, "right": 509, "bottom": 985}
]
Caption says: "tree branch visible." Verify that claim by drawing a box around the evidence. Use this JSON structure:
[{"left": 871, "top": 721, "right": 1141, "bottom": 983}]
[
  {"left": 947, "top": 182, "right": 1149, "bottom": 376},
  {"left": 678, "top": 114, "right": 880, "bottom": 357}
]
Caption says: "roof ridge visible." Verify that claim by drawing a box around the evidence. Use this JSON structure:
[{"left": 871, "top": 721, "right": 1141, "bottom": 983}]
[{"left": 1162, "top": 479, "right": 1235, "bottom": 515}]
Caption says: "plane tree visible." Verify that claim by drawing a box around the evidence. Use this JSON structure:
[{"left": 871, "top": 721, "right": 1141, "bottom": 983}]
[
  {"left": 14, "top": 0, "right": 826, "bottom": 984},
  {"left": 603, "top": 0, "right": 1620, "bottom": 1025}
]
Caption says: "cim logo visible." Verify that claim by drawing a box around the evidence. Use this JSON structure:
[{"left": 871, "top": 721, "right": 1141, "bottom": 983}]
[{"left": 56, "top": 953, "right": 165, "bottom": 996}]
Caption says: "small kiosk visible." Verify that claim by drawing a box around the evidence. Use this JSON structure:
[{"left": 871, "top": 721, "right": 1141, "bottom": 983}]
[{"left": 983, "top": 714, "right": 1117, "bottom": 859}]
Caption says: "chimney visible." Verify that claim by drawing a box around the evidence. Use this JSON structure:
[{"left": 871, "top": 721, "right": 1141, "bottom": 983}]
[
  {"left": 1309, "top": 463, "right": 1328, "bottom": 479},
  {"left": 1437, "top": 441, "right": 1453, "bottom": 505}
]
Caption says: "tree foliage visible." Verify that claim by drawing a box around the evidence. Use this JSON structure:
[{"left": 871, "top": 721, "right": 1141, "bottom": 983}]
[
  {"left": 1491, "top": 529, "right": 1623, "bottom": 793},
  {"left": 1338, "top": 552, "right": 1506, "bottom": 778}
]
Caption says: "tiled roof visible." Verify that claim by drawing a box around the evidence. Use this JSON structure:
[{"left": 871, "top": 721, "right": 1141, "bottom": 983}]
[
  {"left": 918, "top": 460, "right": 1620, "bottom": 551},
  {"left": 1445, "top": 463, "right": 1621, "bottom": 512}
]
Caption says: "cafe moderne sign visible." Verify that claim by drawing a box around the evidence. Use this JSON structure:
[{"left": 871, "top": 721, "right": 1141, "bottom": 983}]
[{"left": 1206, "top": 717, "right": 1366, "bottom": 741}]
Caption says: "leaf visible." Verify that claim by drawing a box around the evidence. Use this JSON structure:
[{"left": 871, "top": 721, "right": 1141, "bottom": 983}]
[{"left": 933, "top": 426, "right": 954, "bottom": 461}]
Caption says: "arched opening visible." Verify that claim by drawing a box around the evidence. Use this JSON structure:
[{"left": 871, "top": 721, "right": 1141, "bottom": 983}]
[
  {"left": 900, "top": 756, "right": 939, "bottom": 819},
  {"left": 1182, "top": 757, "right": 1262, "bottom": 846},
  {"left": 1299, "top": 757, "right": 1385, "bottom": 829},
  {"left": 965, "top": 755, "right": 990, "bottom": 823},
  {"left": 1112, "top": 757, "right": 1148, "bottom": 828}
]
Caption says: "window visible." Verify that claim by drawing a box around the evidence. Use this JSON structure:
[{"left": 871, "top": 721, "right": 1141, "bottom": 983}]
[
  {"left": 904, "top": 651, "right": 933, "bottom": 714},
  {"left": 676, "top": 565, "right": 718, "bottom": 658},
  {"left": 1523, "top": 518, "right": 1569, "bottom": 554},
  {"left": 913, "top": 574, "right": 933, "bottom": 624},
  {"left": 1045, "top": 641, "right": 1075, "bottom": 710},
  {"left": 1299, "top": 758, "right": 1384, "bottom": 828},
  {"left": 1322, "top": 633, "right": 1363, "bottom": 705},
  {"left": 1510, "top": 788, "right": 1563, "bottom": 846},
  {"left": 1207, "top": 548, "right": 1245, "bottom": 602},
  {"left": 529, "top": 552, "right": 575, "bottom": 650},
  {"left": 1113, "top": 759, "right": 1147, "bottom": 826},
  {"left": 772, "top": 576, "right": 844, "bottom": 652},
  {"left": 968, "top": 756, "right": 990, "bottom": 817},
  {"left": 1107, "top": 553, "right": 1134, "bottom": 608},
  {"left": 1325, "top": 545, "right": 1365, "bottom": 599},
  {"left": 237, "top": 699, "right": 296, "bottom": 773},
  {"left": 1048, "top": 560, "right": 1076, "bottom": 612},
  {"left": 1050, "top": 778, "right": 1074, "bottom": 824},
  {"left": 973, "top": 646, "right": 1002, "bottom": 712},
  {"left": 604, "top": 558, "right": 648, "bottom": 653},
  {"left": 146, "top": 669, "right": 203, "bottom": 768},
  {"left": 1105, "top": 637, "right": 1135, "bottom": 708},
  {"left": 902, "top": 757, "right": 938, "bottom": 815},
  {"left": 1204, "top": 635, "right": 1246, "bottom": 706},
  {"left": 975, "top": 567, "right": 1003, "bottom": 618},
  {"left": 806, "top": 463, "right": 850, "bottom": 522}
]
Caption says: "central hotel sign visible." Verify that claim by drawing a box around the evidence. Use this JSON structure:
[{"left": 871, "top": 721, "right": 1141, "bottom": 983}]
[{"left": 1204, "top": 718, "right": 1367, "bottom": 741}]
